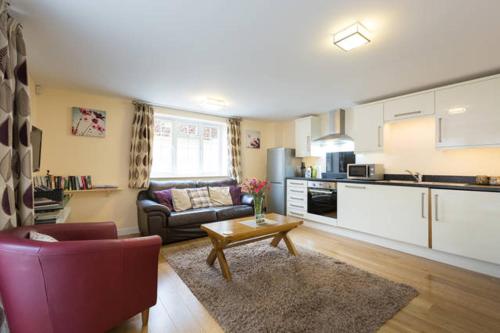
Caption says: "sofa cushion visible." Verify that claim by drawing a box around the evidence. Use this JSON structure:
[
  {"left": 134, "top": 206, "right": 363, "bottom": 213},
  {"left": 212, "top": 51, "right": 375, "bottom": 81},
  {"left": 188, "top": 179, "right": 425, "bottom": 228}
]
[
  {"left": 153, "top": 189, "right": 174, "bottom": 210},
  {"left": 229, "top": 185, "right": 242, "bottom": 205},
  {"left": 168, "top": 208, "right": 217, "bottom": 227},
  {"left": 214, "top": 205, "right": 254, "bottom": 221},
  {"left": 209, "top": 186, "right": 233, "bottom": 206},
  {"left": 171, "top": 189, "right": 193, "bottom": 212},
  {"left": 187, "top": 187, "right": 212, "bottom": 209}
]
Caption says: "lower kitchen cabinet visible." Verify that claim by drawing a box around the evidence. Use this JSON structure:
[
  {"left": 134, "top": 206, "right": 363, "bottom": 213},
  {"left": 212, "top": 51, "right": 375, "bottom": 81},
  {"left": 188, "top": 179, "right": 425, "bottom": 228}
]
[
  {"left": 337, "top": 183, "right": 429, "bottom": 247},
  {"left": 431, "top": 189, "right": 500, "bottom": 265}
]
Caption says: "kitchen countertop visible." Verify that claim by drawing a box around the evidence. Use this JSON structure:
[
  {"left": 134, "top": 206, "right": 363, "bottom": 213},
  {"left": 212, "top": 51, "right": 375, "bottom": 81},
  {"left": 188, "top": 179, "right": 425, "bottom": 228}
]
[{"left": 286, "top": 176, "right": 500, "bottom": 193}]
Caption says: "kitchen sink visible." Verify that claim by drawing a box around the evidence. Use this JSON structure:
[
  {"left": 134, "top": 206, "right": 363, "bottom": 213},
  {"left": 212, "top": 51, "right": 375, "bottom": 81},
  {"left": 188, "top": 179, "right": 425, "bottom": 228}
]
[{"left": 376, "top": 180, "right": 469, "bottom": 186}]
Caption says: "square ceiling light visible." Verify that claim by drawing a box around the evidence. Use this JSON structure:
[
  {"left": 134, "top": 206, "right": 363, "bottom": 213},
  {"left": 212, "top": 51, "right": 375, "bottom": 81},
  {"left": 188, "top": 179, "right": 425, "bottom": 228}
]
[{"left": 334, "top": 22, "right": 371, "bottom": 51}]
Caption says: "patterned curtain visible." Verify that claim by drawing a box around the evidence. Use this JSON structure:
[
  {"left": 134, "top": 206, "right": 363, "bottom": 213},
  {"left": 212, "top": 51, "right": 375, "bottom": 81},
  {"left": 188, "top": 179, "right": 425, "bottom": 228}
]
[
  {"left": 0, "top": 1, "right": 33, "bottom": 330},
  {"left": 227, "top": 118, "right": 242, "bottom": 183},
  {"left": 0, "top": 3, "right": 33, "bottom": 229},
  {"left": 128, "top": 102, "right": 154, "bottom": 189}
]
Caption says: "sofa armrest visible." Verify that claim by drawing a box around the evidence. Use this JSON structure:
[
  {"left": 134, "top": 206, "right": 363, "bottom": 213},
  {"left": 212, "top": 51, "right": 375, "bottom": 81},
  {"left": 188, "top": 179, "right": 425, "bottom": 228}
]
[
  {"left": 241, "top": 193, "right": 254, "bottom": 206},
  {"left": 137, "top": 199, "right": 171, "bottom": 217},
  {"left": 34, "top": 222, "right": 118, "bottom": 241}
]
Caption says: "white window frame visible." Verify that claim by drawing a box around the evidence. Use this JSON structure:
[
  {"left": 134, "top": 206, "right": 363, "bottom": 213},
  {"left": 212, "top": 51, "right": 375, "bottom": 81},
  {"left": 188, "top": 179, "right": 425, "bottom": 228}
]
[{"left": 151, "top": 113, "right": 228, "bottom": 178}]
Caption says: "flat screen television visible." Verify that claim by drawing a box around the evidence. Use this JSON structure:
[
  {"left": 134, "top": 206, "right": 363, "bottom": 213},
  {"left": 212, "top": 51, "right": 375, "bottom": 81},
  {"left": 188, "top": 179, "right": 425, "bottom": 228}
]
[{"left": 32, "top": 126, "right": 42, "bottom": 172}]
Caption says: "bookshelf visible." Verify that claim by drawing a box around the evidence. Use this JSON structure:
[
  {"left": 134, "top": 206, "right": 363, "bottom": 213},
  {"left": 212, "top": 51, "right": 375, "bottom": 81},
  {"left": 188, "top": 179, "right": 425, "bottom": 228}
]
[{"left": 66, "top": 188, "right": 121, "bottom": 197}]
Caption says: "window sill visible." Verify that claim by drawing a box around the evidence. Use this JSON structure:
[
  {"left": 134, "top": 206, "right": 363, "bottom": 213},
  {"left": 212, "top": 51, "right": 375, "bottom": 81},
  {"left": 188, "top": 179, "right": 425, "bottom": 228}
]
[{"left": 150, "top": 175, "right": 230, "bottom": 181}]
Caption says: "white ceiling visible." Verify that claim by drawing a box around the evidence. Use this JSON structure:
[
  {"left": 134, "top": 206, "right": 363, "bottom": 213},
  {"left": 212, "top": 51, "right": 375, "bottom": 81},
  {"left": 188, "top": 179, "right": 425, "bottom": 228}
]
[{"left": 12, "top": 0, "right": 500, "bottom": 119}]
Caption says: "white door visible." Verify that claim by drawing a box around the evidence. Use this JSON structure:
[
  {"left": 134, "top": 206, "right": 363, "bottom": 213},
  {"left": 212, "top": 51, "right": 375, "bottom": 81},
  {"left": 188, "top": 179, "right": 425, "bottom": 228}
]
[
  {"left": 337, "top": 183, "right": 428, "bottom": 247},
  {"left": 432, "top": 189, "right": 500, "bottom": 265},
  {"left": 435, "top": 76, "right": 500, "bottom": 148},
  {"left": 384, "top": 91, "right": 435, "bottom": 122},
  {"left": 351, "top": 103, "right": 384, "bottom": 153}
]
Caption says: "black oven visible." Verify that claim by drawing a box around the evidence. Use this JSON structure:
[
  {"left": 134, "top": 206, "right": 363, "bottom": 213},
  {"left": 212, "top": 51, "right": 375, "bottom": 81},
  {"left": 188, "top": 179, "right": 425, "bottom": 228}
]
[{"left": 307, "top": 181, "right": 337, "bottom": 219}]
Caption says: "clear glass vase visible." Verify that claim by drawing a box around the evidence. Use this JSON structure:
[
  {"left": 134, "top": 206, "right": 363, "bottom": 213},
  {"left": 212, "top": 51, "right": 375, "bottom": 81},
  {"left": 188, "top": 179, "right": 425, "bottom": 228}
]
[{"left": 253, "top": 195, "right": 265, "bottom": 224}]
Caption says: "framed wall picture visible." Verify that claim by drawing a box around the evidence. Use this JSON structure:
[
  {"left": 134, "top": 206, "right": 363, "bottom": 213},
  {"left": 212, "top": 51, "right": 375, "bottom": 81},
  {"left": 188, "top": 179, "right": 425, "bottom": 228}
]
[
  {"left": 246, "top": 130, "right": 261, "bottom": 149},
  {"left": 71, "top": 107, "right": 106, "bottom": 137}
]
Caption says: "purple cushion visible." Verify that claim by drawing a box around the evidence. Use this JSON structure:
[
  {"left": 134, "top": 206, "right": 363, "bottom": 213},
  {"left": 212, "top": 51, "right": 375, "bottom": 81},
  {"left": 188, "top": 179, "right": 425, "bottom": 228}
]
[
  {"left": 153, "top": 189, "right": 174, "bottom": 210},
  {"left": 229, "top": 186, "right": 242, "bottom": 205}
]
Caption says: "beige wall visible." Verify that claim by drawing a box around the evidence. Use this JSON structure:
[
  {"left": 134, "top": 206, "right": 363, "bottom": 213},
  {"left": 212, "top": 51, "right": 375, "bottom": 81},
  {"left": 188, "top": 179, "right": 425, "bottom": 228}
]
[
  {"left": 31, "top": 87, "right": 138, "bottom": 230},
  {"left": 357, "top": 116, "right": 500, "bottom": 176},
  {"left": 295, "top": 110, "right": 500, "bottom": 177},
  {"left": 30, "top": 85, "right": 281, "bottom": 230}
]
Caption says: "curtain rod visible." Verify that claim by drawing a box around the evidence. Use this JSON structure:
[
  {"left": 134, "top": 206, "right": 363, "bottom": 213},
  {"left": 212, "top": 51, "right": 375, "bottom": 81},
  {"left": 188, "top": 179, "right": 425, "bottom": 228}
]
[{"left": 132, "top": 99, "right": 241, "bottom": 120}]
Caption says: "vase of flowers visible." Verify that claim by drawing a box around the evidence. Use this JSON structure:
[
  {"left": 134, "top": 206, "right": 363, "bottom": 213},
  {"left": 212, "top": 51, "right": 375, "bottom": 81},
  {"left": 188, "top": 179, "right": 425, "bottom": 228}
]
[{"left": 242, "top": 178, "right": 269, "bottom": 224}]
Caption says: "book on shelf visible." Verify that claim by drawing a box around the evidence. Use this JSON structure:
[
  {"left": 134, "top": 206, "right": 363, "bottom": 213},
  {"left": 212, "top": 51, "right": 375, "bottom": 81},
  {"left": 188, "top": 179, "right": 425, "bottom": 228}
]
[{"left": 33, "top": 175, "right": 93, "bottom": 191}]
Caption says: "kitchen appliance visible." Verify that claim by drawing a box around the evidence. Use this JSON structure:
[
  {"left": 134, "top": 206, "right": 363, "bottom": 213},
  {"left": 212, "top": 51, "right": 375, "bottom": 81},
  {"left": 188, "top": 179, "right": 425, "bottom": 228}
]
[
  {"left": 307, "top": 181, "right": 337, "bottom": 219},
  {"left": 267, "top": 148, "right": 302, "bottom": 215},
  {"left": 347, "top": 164, "right": 384, "bottom": 180},
  {"left": 313, "top": 109, "right": 353, "bottom": 143}
]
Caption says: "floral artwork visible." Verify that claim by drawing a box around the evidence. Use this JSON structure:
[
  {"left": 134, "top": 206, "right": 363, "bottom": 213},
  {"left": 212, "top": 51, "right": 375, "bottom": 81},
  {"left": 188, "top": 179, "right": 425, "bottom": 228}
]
[
  {"left": 245, "top": 130, "right": 261, "bottom": 149},
  {"left": 71, "top": 107, "right": 106, "bottom": 137}
]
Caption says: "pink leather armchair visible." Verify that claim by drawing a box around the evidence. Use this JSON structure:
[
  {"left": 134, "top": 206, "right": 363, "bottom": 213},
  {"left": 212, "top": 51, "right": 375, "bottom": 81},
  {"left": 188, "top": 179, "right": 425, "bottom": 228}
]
[{"left": 0, "top": 222, "right": 162, "bottom": 333}]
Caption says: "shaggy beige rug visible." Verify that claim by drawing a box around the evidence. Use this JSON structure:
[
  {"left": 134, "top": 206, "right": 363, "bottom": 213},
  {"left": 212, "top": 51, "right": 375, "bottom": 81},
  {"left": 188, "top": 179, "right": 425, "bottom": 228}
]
[{"left": 163, "top": 239, "right": 418, "bottom": 333}]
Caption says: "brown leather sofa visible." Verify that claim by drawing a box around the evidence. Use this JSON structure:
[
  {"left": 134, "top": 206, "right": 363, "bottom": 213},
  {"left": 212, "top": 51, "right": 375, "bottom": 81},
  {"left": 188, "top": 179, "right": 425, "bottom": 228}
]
[{"left": 137, "top": 178, "right": 254, "bottom": 244}]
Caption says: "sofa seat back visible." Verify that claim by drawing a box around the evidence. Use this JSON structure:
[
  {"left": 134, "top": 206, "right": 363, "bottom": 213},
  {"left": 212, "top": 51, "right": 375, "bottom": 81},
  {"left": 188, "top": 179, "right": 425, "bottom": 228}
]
[{"left": 145, "top": 178, "right": 237, "bottom": 201}]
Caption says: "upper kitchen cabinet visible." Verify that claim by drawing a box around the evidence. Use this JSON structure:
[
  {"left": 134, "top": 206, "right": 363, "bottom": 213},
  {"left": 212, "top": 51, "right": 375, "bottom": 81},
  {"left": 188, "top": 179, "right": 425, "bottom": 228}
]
[
  {"left": 294, "top": 116, "right": 320, "bottom": 157},
  {"left": 435, "top": 76, "right": 500, "bottom": 148},
  {"left": 351, "top": 103, "right": 384, "bottom": 153},
  {"left": 384, "top": 91, "right": 435, "bottom": 122}
]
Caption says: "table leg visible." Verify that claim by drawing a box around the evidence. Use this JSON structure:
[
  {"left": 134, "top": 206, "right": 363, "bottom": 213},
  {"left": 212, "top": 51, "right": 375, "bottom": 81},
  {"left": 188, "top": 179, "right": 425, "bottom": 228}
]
[
  {"left": 216, "top": 249, "right": 232, "bottom": 281},
  {"left": 283, "top": 232, "right": 298, "bottom": 256},
  {"left": 206, "top": 248, "right": 217, "bottom": 266},
  {"left": 270, "top": 233, "right": 283, "bottom": 247},
  {"left": 208, "top": 237, "right": 232, "bottom": 281}
]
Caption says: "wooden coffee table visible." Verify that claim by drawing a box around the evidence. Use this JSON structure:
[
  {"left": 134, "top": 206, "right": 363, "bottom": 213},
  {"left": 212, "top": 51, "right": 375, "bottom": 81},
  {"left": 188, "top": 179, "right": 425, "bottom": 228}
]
[{"left": 200, "top": 213, "right": 303, "bottom": 281}]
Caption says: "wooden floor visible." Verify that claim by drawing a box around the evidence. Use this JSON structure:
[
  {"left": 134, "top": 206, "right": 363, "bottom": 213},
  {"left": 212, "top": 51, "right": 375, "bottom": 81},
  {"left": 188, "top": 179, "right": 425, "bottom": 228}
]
[{"left": 111, "top": 226, "right": 500, "bottom": 333}]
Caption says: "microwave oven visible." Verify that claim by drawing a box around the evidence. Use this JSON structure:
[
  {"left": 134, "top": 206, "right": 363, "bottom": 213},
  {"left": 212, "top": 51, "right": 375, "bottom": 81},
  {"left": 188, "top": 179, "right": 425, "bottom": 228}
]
[{"left": 347, "top": 164, "right": 384, "bottom": 180}]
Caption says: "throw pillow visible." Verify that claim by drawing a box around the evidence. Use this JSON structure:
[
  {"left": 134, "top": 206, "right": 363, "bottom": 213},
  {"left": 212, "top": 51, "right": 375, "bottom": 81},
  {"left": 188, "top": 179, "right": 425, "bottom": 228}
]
[
  {"left": 171, "top": 189, "right": 193, "bottom": 212},
  {"left": 29, "top": 231, "right": 58, "bottom": 242},
  {"left": 187, "top": 187, "right": 212, "bottom": 209},
  {"left": 229, "top": 185, "right": 242, "bottom": 205},
  {"left": 208, "top": 186, "right": 233, "bottom": 206},
  {"left": 154, "top": 189, "right": 174, "bottom": 210}
]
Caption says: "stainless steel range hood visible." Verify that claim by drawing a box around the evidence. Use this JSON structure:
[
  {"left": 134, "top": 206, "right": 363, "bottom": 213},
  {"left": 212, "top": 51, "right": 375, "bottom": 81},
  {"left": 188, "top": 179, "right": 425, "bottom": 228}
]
[{"left": 313, "top": 109, "right": 353, "bottom": 143}]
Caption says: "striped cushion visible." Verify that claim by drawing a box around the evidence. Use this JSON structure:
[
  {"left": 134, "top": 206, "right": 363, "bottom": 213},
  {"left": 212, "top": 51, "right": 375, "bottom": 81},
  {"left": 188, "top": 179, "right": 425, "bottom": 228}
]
[{"left": 187, "top": 187, "right": 212, "bottom": 209}]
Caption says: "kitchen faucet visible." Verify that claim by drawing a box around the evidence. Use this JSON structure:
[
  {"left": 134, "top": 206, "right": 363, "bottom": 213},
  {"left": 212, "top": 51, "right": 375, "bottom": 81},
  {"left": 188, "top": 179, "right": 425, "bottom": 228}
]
[{"left": 405, "top": 170, "right": 423, "bottom": 182}]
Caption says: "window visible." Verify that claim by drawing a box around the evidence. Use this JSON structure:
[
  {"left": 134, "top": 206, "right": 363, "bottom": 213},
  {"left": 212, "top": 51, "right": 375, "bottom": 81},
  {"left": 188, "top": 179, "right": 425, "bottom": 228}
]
[{"left": 151, "top": 114, "right": 228, "bottom": 178}]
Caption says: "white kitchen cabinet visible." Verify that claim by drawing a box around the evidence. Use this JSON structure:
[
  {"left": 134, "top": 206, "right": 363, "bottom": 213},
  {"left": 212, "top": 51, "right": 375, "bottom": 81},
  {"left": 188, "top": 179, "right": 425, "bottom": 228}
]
[
  {"left": 351, "top": 103, "right": 384, "bottom": 153},
  {"left": 337, "top": 183, "right": 428, "bottom": 247},
  {"left": 286, "top": 179, "right": 307, "bottom": 218},
  {"left": 431, "top": 189, "right": 500, "bottom": 265},
  {"left": 294, "top": 116, "right": 320, "bottom": 157},
  {"left": 435, "top": 76, "right": 500, "bottom": 148},
  {"left": 384, "top": 91, "right": 435, "bottom": 122}
]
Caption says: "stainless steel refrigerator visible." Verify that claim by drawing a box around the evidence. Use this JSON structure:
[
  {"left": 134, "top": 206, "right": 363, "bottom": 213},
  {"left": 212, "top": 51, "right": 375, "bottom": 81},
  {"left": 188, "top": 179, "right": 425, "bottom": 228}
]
[{"left": 267, "top": 148, "right": 301, "bottom": 215}]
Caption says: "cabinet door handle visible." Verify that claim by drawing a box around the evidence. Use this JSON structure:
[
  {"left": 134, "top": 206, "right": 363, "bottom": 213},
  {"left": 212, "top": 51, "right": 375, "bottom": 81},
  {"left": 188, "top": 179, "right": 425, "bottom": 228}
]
[
  {"left": 377, "top": 126, "right": 382, "bottom": 147},
  {"left": 438, "top": 118, "right": 443, "bottom": 143},
  {"left": 346, "top": 185, "right": 366, "bottom": 190},
  {"left": 421, "top": 192, "right": 426, "bottom": 218},
  {"left": 434, "top": 194, "right": 439, "bottom": 221},
  {"left": 306, "top": 136, "right": 311, "bottom": 152},
  {"left": 394, "top": 110, "right": 422, "bottom": 118},
  {"left": 290, "top": 203, "right": 304, "bottom": 209},
  {"left": 290, "top": 211, "right": 304, "bottom": 217}
]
